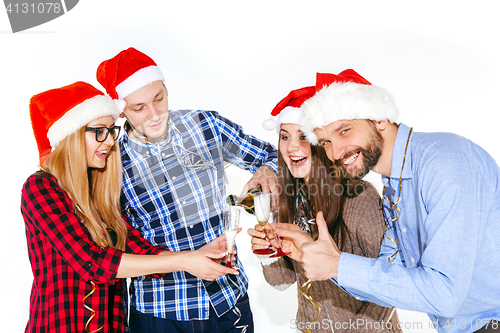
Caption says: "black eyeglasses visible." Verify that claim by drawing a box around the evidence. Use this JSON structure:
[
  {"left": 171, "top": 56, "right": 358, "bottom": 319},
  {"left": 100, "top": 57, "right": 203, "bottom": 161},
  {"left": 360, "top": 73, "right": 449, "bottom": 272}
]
[{"left": 85, "top": 126, "right": 121, "bottom": 142}]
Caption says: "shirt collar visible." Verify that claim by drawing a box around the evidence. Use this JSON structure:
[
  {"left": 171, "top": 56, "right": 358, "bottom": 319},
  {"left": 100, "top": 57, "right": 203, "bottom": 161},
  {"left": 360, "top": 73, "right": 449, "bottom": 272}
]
[{"left": 384, "top": 123, "right": 414, "bottom": 183}]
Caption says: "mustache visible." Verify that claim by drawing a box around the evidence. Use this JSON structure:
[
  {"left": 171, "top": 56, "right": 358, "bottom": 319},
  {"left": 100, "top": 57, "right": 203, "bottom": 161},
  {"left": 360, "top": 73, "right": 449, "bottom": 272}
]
[{"left": 337, "top": 148, "right": 360, "bottom": 164}]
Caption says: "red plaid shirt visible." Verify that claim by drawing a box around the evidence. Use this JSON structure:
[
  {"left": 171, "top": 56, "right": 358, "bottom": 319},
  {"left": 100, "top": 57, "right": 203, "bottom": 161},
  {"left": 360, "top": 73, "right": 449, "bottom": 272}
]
[{"left": 21, "top": 171, "right": 164, "bottom": 332}]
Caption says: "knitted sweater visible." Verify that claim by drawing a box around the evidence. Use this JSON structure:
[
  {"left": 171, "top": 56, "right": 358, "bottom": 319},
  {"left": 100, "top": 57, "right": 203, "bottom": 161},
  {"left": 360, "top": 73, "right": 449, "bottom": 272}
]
[{"left": 259, "top": 181, "right": 401, "bottom": 332}]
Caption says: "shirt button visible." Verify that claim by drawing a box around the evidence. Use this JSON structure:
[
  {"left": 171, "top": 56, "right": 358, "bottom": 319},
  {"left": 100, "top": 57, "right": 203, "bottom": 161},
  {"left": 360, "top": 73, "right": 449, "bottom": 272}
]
[
  {"left": 182, "top": 201, "right": 186, "bottom": 204},
  {"left": 411, "top": 257, "right": 415, "bottom": 263},
  {"left": 146, "top": 151, "right": 150, "bottom": 154},
  {"left": 189, "top": 225, "right": 194, "bottom": 229},
  {"left": 356, "top": 297, "right": 360, "bottom": 300},
  {"left": 172, "top": 176, "right": 176, "bottom": 181},
  {"left": 162, "top": 153, "right": 166, "bottom": 157},
  {"left": 402, "top": 227, "right": 407, "bottom": 233}
]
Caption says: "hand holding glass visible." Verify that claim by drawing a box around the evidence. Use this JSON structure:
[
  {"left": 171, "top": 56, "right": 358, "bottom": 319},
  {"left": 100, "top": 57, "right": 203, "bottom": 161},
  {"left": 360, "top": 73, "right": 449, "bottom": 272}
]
[
  {"left": 223, "top": 206, "right": 240, "bottom": 269},
  {"left": 252, "top": 192, "right": 275, "bottom": 255}
]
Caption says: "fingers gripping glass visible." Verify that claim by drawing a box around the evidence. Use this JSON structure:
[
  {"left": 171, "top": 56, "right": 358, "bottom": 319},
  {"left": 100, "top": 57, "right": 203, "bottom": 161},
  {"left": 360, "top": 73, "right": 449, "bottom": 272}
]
[
  {"left": 85, "top": 126, "right": 121, "bottom": 142},
  {"left": 253, "top": 192, "right": 275, "bottom": 255}
]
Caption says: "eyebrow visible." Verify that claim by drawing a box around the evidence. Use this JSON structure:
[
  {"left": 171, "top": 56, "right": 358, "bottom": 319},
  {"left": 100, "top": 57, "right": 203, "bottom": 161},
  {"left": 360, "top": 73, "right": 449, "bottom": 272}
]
[
  {"left": 128, "top": 90, "right": 164, "bottom": 108},
  {"left": 88, "top": 123, "right": 114, "bottom": 127},
  {"left": 332, "top": 121, "right": 352, "bottom": 133},
  {"left": 316, "top": 121, "right": 352, "bottom": 143}
]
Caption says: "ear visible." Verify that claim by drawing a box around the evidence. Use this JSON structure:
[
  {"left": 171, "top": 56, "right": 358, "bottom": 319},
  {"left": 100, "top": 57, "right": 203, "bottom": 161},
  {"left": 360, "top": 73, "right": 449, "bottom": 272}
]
[
  {"left": 162, "top": 82, "right": 168, "bottom": 97},
  {"left": 119, "top": 113, "right": 126, "bottom": 119},
  {"left": 375, "top": 119, "right": 389, "bottom": 132}
]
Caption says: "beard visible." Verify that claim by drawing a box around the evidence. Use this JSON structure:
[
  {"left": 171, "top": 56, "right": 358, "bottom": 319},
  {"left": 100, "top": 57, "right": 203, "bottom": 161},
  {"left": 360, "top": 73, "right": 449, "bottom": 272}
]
[
  {"left": 336, "top": 126, "right": 384, "bottom": 180},
  {"left": 129, "top": 114, "right": 169, "bottom": 144}
]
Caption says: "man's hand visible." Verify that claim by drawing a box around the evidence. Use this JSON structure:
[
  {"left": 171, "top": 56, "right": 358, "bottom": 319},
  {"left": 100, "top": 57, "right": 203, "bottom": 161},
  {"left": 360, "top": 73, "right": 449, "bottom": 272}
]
[
  {"left": 300, "top": 211, "right": 341, "bottom": 280},
  {"left": 273, "top": 223, "right": 313, "bottom": 262},
  {"left": 241, "top": 166, "right": 278, "bottom": 195}
]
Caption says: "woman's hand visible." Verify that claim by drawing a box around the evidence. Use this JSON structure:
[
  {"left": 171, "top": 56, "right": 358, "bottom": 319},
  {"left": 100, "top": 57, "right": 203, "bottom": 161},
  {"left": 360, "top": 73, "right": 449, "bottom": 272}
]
[{"left": 247, "top": 224, "right": 271, "bottom": 251}]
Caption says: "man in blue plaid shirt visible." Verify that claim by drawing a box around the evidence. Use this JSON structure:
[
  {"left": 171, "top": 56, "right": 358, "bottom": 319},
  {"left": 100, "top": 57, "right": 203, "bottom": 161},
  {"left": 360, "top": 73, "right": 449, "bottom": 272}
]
[{"left": 96, "top": 48, "right": 278, "bottom": 333}]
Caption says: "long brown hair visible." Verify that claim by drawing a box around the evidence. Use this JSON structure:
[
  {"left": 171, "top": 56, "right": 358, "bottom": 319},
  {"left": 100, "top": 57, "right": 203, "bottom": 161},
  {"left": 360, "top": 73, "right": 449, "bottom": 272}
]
[
  {"left": 43, "top": 126, "right": 127, "bottom": 250},
  {"left": 277, "top": 142, "right": 359, "bottom": 250}
]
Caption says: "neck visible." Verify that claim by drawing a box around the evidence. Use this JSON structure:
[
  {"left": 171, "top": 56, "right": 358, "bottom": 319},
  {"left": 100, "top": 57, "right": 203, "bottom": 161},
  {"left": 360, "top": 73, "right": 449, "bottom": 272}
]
[{"left": 371, "top": 122, "right": 399, "bottom": 177}]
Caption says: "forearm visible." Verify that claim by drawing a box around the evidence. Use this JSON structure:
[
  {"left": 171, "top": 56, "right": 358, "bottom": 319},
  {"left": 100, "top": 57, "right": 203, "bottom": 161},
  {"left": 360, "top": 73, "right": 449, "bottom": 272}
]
[
  {"left": 260, "top": 256, "right": 296, "bottom": 290},
  {"left": 116, "top": 251, "right": 183, "bottom": 278},
  {"left": 338, "top": 252, "right": 469, "bottom": 317}
]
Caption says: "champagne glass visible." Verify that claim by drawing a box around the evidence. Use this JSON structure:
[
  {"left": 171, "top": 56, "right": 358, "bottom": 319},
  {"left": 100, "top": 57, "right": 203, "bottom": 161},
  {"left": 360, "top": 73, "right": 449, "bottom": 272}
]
[
  {"left": 268, "top": 193, "right": 290, "bottom": 258},
  {"left": 252, "top": 192, "right": 275, "bottom": 255},
  {"left": 222, "top": 206, "right": 240, "bottom": 268}
]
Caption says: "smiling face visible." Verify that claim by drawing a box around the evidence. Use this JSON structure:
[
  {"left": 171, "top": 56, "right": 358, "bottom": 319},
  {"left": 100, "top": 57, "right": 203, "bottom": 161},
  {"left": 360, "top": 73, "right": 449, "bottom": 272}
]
[
  {"left": 279, "top": 123, "right": 312, "bottom": 181},
  {"left": 122, "top": 80, "right": 169, "bottom": 143},
  {"left": 314, "top": 119, "right": 384, "bottom": 180},
  {"left": 85, "top": 115, "right": 116, "bottom": 169}
]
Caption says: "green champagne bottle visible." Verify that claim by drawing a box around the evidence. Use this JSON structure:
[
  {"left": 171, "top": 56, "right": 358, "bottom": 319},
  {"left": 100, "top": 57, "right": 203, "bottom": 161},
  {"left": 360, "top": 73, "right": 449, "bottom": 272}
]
[{"left": 225, "top": 187, "right": 262, "bottom": 214}]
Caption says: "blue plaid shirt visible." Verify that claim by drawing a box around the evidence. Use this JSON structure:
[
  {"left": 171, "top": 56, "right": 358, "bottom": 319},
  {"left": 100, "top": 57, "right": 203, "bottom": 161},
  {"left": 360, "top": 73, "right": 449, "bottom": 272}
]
[{"left": 120, "top": 109, "right": 277, "bottom": 320}]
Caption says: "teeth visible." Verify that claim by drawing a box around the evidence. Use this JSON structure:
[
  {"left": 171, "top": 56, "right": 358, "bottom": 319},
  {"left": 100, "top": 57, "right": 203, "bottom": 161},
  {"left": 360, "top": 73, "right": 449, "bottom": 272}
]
[
  {"left": 343, "top": 152, "right": 359, "bottom": 165},
  {"left": 290, "top": 156, "right": 305, "bottom": 161}
]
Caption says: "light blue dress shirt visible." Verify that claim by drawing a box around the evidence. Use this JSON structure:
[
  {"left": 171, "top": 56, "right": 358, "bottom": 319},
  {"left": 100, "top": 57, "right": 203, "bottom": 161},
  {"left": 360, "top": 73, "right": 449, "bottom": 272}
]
[{"left": 335, "top": 123, "right": 500, "bottom": 333}]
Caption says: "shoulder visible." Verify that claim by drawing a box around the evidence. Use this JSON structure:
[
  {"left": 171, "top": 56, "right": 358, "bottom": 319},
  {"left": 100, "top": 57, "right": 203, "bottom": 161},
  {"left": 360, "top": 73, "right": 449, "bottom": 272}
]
[
  {"left": 21, "top": 170, "right": 66, "bottom": 206},
  {"left": 171, "top": 109, "right": 220, "bottom": 121},
  {"left": 411, "top": 130, "right": 498, "bottom": 180},
  {"left": 170, "top": 109, "right": 227, "bottom": 131},
  {"left": 22, "top": 170, "right": 58, "bottom": 191},
  {"left": 411, "top": 131, "right": 475, "bottom": 161},
  {"left": 344, "top": 181, "right": 381, "bottom": 209},
  {"left": 342, "top": 180, "right": 384, "bottom": 226}
]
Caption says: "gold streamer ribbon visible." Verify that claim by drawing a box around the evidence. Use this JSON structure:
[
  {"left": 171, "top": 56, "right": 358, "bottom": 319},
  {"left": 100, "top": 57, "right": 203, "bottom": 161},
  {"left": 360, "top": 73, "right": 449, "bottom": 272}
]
[
  {"left": 83, "top": 281, "right": 103, "bottom": 333},
  {"left": 382, "top": 127, "right": 413, "bottom": 264},
  {"left": 300, "top": 279, "right": 321, "bottom": 333}
]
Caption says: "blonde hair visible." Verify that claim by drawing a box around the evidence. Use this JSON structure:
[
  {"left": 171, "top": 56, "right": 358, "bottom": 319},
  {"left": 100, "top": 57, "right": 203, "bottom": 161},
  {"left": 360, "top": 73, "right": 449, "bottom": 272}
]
[{"left": 43, "top": 126, "right": 127, "bottom": 251}]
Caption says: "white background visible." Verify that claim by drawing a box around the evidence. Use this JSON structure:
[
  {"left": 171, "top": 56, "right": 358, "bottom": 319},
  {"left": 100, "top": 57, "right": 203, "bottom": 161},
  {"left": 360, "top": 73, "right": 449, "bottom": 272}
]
[{"left": 1, "top": 1, "right": 499, "bottom": 332}]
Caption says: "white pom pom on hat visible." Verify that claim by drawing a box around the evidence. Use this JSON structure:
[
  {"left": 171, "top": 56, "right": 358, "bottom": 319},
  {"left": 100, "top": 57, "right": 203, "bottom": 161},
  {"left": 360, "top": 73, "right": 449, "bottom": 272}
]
[{"left": 301, "top": 69, "right": 399, "bottom": 144}]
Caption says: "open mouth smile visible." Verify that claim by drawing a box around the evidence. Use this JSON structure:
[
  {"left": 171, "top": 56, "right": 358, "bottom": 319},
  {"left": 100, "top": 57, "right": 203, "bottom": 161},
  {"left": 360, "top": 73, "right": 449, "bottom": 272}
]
[
  {"left": 342, "top": 151, "right": 359, "bottom": 166},
  {"left": 290, "top": 156, "right": 307, "bottom": 167},
  {"left": 96, "top": 150, "right": 108, "bottom": 159}
]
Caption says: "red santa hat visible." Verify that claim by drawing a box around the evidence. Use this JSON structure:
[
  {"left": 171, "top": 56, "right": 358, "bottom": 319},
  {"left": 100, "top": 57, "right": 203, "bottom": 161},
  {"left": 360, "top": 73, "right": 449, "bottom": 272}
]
[
  {"left": 262, "top": 86, "right": 316, "bottom": 133},
  {"left": 29, "top": 81, "right": 121, "bottom": 165},
  {"left": 301, "top": 69, "right": 399, "bottom": 144},
  {"left": 96, "top": 47, "right": 165, "bottom": 105}
]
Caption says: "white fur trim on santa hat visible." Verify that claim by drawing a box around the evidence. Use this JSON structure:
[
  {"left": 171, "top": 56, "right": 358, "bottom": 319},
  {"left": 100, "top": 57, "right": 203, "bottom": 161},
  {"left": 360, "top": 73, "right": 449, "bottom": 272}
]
[
  {"left": 301, "top": 82, "right": 399, "bottom": 144},
  {"left": 115, "top": 65, "right": 165, "bottom": 100},
  {"left": 262, "top": 106, "right": 303, "bottom": 133},
  {"left": 275, "top": 106, "right": 302, "bottom": 133},
  {"left": 47, "top": 95, "right": 121, "bottom": 148}
]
